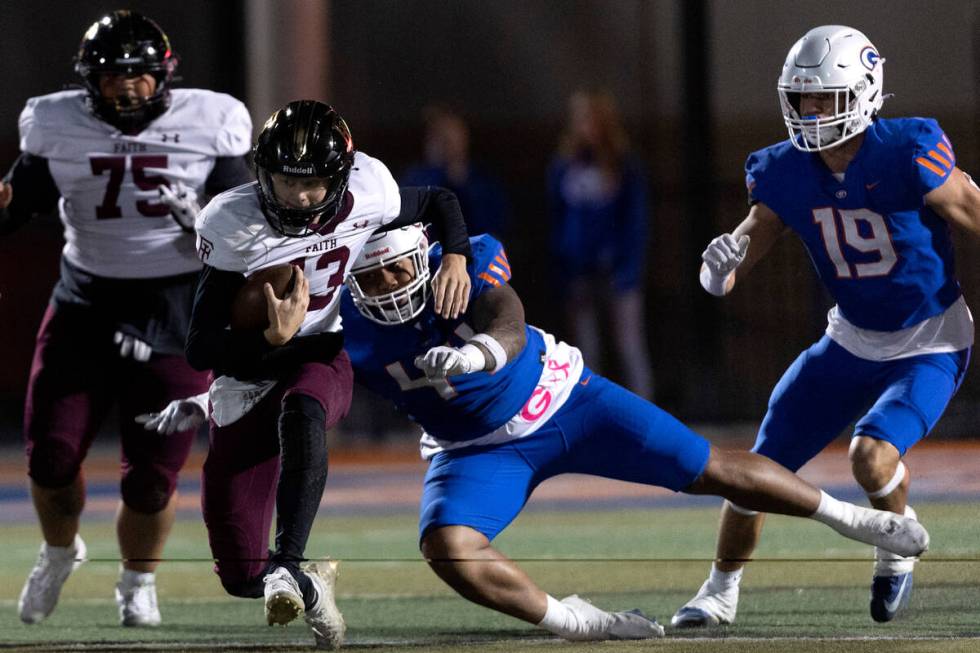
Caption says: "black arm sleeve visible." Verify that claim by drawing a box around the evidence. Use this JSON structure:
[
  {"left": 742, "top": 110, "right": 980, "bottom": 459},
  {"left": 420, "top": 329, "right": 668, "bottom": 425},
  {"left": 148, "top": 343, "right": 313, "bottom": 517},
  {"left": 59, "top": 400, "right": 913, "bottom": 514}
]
[
  {"left": 186, "top": 264, "right": 344, "bottom": 380},
  {"left": 387, "top": 186, "right": 472, "bottom": 258},
  {"left": 204, "top": 155, "right": 253, "bottom": 197},
  {"left": 0, "top": 153, "right": 61, "bottom": 235}
]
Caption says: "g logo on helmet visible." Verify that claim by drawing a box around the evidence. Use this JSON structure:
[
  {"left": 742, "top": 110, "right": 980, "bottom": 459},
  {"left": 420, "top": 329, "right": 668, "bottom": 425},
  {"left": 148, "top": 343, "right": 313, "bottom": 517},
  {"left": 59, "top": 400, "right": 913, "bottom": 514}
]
[{"left": 860, "top": 46, "right": 880, "bottom": 71}]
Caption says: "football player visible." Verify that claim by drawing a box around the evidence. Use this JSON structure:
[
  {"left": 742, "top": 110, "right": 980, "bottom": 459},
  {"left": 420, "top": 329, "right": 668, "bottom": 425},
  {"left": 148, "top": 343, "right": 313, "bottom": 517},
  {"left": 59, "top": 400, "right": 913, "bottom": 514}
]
[
  {"left": 0, "top": 11, "right": 253, "bottom": 627},
  {"left": 144, "top": 224, "right": 930, "bottom": 641},
  {"left": 673, "top": 25, "right": 980, "bottom": 628},
  {"left": 184, "top": 99, "right": 471, "bottom": 649}
]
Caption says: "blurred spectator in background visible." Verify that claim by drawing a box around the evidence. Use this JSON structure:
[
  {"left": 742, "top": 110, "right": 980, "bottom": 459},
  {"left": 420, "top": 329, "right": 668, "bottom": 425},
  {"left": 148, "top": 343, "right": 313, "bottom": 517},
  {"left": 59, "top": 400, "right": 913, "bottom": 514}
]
[
  {"left": 402, "top": 104, "right": 509, "bottom": 239},
  {"left": 547, "top": 90, "right": 653, "bottom": 399}
]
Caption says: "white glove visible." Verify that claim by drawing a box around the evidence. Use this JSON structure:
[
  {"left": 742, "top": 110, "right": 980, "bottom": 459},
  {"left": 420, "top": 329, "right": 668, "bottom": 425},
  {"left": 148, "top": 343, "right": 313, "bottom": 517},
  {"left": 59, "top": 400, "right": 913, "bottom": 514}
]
[
  {"left": 700, "top": 233, "right": 750, "bottom": 296},
  {"left": 158, "top": 182, "right": 201, "bottom": 231},
  {"left": 414, "top": 344, "right": 486, "bottom": 379},
  {"left": 114, "top": 331, "right": 152, "bottom": 362},
  {"left": 135, "top": 394, "right": 208, "bottom": 435}
]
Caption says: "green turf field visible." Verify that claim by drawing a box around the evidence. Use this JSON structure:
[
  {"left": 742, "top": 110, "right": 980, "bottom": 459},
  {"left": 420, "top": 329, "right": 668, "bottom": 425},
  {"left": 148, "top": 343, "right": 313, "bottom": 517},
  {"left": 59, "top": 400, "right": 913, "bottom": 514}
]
[{"left": 2, "top": 501, "right": 979, "bottom": 652}]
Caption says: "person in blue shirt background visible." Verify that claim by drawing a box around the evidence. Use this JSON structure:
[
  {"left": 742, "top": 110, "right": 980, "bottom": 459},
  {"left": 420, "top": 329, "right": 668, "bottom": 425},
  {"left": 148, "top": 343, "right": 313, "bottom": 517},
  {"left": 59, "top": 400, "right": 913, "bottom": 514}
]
[
  {"left": 674, "top": 25, "right": 980, "bottom": 629},
  {"left": 547, "top": 90, "right": 653, "bottom": 399},
  {"left": 402, "top": 104, "right": 509, "bottom": 240}
]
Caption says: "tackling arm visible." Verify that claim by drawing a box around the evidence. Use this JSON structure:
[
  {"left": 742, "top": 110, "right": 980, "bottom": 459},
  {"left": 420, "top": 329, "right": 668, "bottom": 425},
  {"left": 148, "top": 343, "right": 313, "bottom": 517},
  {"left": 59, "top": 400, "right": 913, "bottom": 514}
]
[
  {"left": 925, "top": 168, "right": 980, "bottom": 239},
  {"left": 414, "top": 282, "right": 527, "bottom": 379},
  {"left": 699, "top": 202, "right": 787, "bottom": 296}
]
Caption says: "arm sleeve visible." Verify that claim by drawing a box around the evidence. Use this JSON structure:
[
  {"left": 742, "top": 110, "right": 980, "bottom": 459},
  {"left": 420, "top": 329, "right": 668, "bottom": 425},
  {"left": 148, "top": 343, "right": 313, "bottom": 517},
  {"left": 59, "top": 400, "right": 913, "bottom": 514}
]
[
  {"left": 387, "top": 186, "right": 472, "bottom": 258},
  {"left": 0, "top": 153, "right": 61, "bottom": 235},
  {"left": 186, "top": 264, "right": 344, "bottom": 380},
  {"left": 204, "top": 156, "right": 253, "bottom": 197}
]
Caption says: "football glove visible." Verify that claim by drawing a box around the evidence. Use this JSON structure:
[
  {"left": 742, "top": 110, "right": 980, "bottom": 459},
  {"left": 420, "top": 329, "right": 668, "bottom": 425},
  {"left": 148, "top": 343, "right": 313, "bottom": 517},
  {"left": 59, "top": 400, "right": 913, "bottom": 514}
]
[
  {"left": 114, "top": 331, "right": 152, "bottom": 362},
  {"left": 702, "top": 233, "right": 750, "bottom": 277},
  {"left": 414, "top": 344, "right": 486, "bottom": 379},
  {"left": 158, "top": 182, "right": 201, "bottom": 232},
  {"left": 135, "top": 394, "right": 208, "bottom": 435}
]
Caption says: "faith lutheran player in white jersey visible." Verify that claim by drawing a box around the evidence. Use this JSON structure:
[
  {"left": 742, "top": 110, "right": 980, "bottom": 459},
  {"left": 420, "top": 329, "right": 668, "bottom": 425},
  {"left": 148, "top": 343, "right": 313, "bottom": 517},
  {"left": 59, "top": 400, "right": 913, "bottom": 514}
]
[
  {"left": 0, "top": 11, "right": 253, "bottom": 629},
  {"left": 183, "top": 100, "right": 472, "bottom": 649}
]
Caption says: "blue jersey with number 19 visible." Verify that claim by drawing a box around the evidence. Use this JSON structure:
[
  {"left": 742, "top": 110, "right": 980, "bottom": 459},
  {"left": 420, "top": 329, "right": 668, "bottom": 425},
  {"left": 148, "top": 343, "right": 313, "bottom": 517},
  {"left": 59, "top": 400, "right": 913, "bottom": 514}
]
[
  {"left": 342, "top": 235, "right": 576, "bottom": 444},
  {"left": 746, "top": 117, "right": 961, "bottom": 331}
]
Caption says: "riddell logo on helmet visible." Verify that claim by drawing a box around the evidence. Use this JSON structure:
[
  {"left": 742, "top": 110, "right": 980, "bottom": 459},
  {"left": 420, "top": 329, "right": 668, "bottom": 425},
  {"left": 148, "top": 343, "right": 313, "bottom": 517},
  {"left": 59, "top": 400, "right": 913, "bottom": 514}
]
[
  {"left": 366, "top": 247, "right": 392, "bottom": 259},
  {"left": 282, "top": 165, "right": 315, "bottom": 175}
]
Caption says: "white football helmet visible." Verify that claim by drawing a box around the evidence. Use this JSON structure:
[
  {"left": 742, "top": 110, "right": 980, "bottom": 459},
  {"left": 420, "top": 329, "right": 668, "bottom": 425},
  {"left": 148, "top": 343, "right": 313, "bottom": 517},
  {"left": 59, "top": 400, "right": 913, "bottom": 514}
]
[
  {"left": 778, "top": 25, "right": 885, "bottom": 151},
  {"left": 347, "top": 224, "right": 430, "bottom": 325}
]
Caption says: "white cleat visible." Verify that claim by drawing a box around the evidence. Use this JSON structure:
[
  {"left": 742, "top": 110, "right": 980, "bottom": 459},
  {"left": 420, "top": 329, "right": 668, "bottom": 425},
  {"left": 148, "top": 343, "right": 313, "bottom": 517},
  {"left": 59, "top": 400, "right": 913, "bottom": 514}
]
[
  {"left": 263, "top": 566, "right": 304, "bottom": 627},
  {"left": 671, "top": 578, "right": 739, "bottom": 628},
  {"left": 18, "top": 534, "right": 87, "bottom": 624},
  {"left": 115, "top": 572, "right": 161, "bottom": 627},
  {"left": 849, "top": 505, "right": 929, "bottom": 558},
  {"left": 304, "top": 560, "right": 346, "bottom": 650},
  {"left": 560, "top": 594, "right": 665, "bottom": 640}
]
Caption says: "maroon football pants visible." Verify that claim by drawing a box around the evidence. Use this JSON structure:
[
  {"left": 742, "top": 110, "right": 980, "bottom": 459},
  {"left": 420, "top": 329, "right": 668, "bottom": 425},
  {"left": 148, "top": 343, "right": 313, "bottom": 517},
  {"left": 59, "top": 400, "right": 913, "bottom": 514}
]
[
  {"left": 24, "top": 302, "right": 208, "bottom": 514},
  {"left": 201, "top": 353, "right": 353, "bottom": 597}
]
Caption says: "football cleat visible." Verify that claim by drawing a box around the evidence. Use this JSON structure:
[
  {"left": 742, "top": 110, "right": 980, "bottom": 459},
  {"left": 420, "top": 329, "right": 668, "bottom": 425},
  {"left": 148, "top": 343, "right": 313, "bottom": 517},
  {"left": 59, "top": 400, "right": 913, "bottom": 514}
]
[
  {"left": 263, "top": 566, "right": 304, "bottom": 627},
  {"left": 18, "top": 534, "right": 87, "bottom": 624},
  {"left": 303, "top": 560, "right": 346, "bottom": 649},
  {"left": 560, "top": 594, "right": 665, "bottom": 640},
  {"left": 846, "top": 505, "right": 929, "bottom": 558},
  {"left": 870, "top": 571, "right": 913, "bottom": 622},
  {"left": 115, "top": 571, "right": 161, "bottom": 627},
  {"left": 671, "top": 578, "right": 739, "bottom": 628},
  {"left": 870, "top": 506, "right": 917, "bottom": 622}
]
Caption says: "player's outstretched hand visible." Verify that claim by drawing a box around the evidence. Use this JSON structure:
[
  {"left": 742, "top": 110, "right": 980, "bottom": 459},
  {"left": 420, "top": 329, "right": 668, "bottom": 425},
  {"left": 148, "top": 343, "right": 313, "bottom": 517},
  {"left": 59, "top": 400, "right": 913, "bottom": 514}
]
[
  {"left": 431, "top": 253, "right": 470, "bottom": 319},
  {"left": 135, "top": 396, "right": 208, "bottom": 435},
  {"left": 0, "top": 181, "right": 12, "bottom": 209},
  {"left": 263, "top": 267, "right": 309, "bottom": 345},
  {"left": 702, "top": 233, "right": 750, "bottom": 277},
  {"left": 114, "top": 331, "right": 152, "bottom": 362},
  {"left": 415, "top": 344, "right": 484, "bottom": 379},
  {"left": 158, "top": 182, "right": 201, "bottom": 232}
]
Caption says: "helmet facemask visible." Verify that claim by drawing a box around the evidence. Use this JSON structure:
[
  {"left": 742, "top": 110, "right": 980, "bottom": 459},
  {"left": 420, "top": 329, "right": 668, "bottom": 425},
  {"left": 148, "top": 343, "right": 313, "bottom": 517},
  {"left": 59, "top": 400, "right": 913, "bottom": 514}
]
[
  {"left": 256, "top": 166, "right": 351, "bottom": 238},
  {"left": 779, "top": 78, "right": 875, "bottom": 152},
  {"left": 347, "top": 226, "right": 431, "bottom": 325}
]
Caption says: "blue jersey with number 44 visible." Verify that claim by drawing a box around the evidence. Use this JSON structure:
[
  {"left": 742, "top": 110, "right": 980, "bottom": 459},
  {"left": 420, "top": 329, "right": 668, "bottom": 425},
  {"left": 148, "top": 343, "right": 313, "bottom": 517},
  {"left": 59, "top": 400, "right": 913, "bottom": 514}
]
[
  {"left": 746, "top": 117, "right": 961, "bottom": 331},
  {"left": 341, "top": 235, "right": 547, "bottom": 442}
]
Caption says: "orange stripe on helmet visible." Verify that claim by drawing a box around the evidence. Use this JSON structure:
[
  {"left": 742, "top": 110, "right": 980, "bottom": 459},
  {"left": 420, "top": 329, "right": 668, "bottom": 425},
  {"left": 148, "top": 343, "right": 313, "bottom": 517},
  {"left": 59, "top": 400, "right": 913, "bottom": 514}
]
[
  {"left": 927, "top": 150, "right": 952, "bottom": 169},
  {"left": 916, "top": 157, "right": 947, "bottom": 177}
]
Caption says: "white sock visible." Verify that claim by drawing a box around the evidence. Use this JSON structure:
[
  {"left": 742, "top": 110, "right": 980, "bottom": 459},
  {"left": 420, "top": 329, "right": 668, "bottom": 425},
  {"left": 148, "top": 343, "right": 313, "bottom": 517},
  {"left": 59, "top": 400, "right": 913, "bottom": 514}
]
[
  {"left": 537, "top": 594, "right": 606, "bottom": 639},
  {"left": 708, "top": 563, "right": 743, "bottom": 590},
  {"left": 810, "top": 490, "right": 857, "bottom": 531},
  {"left": 43, "top": 540, "right": 78, "bottom": 561},
  {"left": 119, "top": 568, "right": 155, "bottom": 587}
]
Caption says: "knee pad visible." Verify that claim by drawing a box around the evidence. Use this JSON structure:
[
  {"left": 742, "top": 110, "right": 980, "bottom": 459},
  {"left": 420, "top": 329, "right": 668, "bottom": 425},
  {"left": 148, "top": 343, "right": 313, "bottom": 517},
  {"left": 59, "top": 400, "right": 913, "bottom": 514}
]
[
  {"left": 121, "top": 462, "right": 177, "bottom": 514},
  {"left": 278, "top": 394, "right": 328, "bottom": 473}
]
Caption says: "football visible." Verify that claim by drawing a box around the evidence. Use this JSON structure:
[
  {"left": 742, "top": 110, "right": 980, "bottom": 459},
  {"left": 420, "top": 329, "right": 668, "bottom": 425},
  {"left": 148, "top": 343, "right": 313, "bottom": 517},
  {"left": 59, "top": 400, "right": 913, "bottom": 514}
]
[{"left": 230, "top": 264, "right": 297, "bottom": 329}]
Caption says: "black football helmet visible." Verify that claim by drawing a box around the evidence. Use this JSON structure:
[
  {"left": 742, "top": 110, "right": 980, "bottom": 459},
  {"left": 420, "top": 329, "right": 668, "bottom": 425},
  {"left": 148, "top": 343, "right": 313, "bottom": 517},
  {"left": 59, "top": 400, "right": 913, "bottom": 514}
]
[
  {"left": 74, "top": 10, "right": 178, "bottom": 133},
  {"left": 253, "top": 100, "right": 356, "bottom": 238}
]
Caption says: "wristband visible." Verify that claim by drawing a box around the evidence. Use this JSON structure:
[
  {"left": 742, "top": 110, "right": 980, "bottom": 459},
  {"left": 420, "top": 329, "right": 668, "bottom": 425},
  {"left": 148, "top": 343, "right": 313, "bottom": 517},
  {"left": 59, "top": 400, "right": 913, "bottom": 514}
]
[{"left": 469, "top": 333, "right": 507, "bottom": 373}]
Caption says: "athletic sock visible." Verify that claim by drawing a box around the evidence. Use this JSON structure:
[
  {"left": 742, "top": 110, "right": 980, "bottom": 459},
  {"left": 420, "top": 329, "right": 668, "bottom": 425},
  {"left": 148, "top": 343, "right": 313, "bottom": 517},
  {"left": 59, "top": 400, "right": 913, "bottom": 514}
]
[
  {"left": 708, "top": 563, "right": 743, "bottom": 590},
  {"left": 537, "top": 594, "right": 607, "bottom": 639},
  {"left": 119, "top": 568, "right": 154, "bottom": 587}
]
